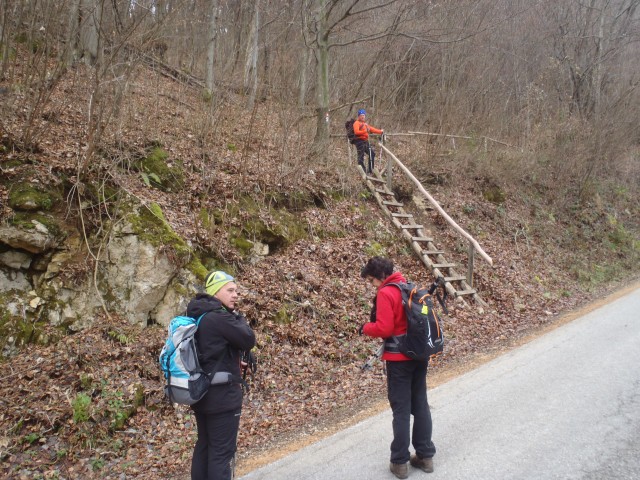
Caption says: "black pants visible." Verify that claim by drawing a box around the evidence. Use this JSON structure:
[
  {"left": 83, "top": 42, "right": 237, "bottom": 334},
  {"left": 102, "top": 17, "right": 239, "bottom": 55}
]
[
  {"left": 355, "top": 140, "right": 375, "bottom": 173},
  {"left": 386, "top": 360, "right": 436, "bottom": 464},
  {"left": 192, "top": 409, "right": 241, "bottom": 480}
]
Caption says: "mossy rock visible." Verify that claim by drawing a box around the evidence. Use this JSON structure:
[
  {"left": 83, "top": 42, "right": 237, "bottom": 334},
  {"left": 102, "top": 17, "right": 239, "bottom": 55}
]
[
  {"left": 225, "top": 196, "right": 309, "bottom": 255},
  {"left": 8, "top": 211, "right": 64, "bottom": 238},
  {"left": 8, "top": 182, "right": 60, "bottom": 211},
  {"left": 129, "top": 204, "right": 215, "bottom": 283},
  {"left": 0, "top": 295, "right": 54, "bottom": 353},
  {"left": 136, "top": 147, "right": 185, "bottom": 192},
  {"left": 186, "top": 257, "right": 208, "bottom": 281}
]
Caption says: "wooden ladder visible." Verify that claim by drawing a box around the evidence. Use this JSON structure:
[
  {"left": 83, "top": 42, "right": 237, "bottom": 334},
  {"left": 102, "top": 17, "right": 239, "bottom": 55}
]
[{"left": 360, "top": 167, "right": 486, "bottom": 306}]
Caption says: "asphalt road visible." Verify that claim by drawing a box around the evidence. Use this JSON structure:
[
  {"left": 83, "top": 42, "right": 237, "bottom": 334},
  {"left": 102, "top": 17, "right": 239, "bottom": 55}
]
[{"left": 239, "top": 287, "right": 640, "bottom": 480}]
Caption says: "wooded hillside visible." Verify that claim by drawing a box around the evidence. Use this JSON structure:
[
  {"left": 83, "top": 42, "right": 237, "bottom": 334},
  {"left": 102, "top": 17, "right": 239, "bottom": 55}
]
[{"left": 0, "top": 1, "right": 638, "bottom": 478}]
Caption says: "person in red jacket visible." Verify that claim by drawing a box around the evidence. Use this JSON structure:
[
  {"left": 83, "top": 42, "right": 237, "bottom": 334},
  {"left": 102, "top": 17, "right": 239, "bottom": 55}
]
[
  {"left": 353, "top": 109, "right": 383, "bottom": 174},
  {"left": 360, "top": 257, "right": 436, "bottom": 479}
]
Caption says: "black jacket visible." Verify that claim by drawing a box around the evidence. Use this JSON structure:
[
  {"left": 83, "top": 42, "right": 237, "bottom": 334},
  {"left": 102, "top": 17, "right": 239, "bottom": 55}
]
[{"left": 187, "top": 293, "right": 256, "bottom": 414}]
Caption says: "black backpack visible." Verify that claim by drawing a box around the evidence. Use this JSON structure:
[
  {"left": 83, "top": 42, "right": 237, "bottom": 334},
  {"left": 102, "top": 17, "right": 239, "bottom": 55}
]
[
  {"left": 386, "top": 282, "right": 445, "bottom": 361},
  {"left": 345, "top": 119, "right": 357, "bottom": 144}
]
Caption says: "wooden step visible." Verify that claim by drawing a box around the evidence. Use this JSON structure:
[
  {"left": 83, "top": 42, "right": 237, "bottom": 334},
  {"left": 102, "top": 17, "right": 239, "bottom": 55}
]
[
  {"left": 432, "top": 263, "right": 456, "bottom": 269},
  {"left": 375, "top": 188, "right": 394, "bottom": 195},
  {"left": 391, "top": 213, "right": 413, "bottom": 218},
  {"left": 412, "top": 236, "right": 434, "bottom": 242},
  {"left": 444, "top": 275, "right": 466, "bottom": 282},
  {"left": 422, "top": 250, "right": 444, "bottom": 255},
  {"left": 401, "top": 224, "right": 423, "bottom": 230},
  {"left": 383, "top": 201, "right": 403, "bottom": 207},
  {"left": 367, "top": 176, "right": 385, "bottom": 183},
  {"left": 454, "top": 289, "right": 476, "bottom": 296}
]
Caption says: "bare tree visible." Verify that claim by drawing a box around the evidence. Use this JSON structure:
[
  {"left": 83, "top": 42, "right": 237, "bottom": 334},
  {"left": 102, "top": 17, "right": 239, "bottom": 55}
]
[
  {"left": 244, "top": 0, "right": 260, "bottom": 109},
  {"left": 205, "top": 0, "right": 219, "bottom": 95},
  {"left": 303, "top": 0, "right": 408, "bottom": 160}
]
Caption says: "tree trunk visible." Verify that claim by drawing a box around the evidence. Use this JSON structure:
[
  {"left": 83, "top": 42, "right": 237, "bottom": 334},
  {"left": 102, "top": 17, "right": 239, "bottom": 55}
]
[
  {"left": 310, "top": 0, "right": 330, "bottom": 161},
  {"left": 0, "top": 0, "right": 10, "bottom": 78},
  {"left": 244, "top": 0, "right": 259, "bottom": 109},
  {"left": 298, "top": 46, "right": 309, "bottom": 107},
  {"left": 205, "top": 0, "right": 218, "bottom": 95},
  {"left": 79, "top": 0, "right": 101, "bottom": 66},
  {"left": 65, "top": 0, "right": 80, "bottom": 66}
]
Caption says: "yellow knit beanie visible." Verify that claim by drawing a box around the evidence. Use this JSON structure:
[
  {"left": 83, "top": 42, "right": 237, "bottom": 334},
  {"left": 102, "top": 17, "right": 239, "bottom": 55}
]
[{"left": 204, "top": 271, "right": 235, "bottom": 296}]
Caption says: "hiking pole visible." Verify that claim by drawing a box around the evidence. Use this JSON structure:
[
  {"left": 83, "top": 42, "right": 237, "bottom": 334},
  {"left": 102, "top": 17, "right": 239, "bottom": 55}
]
[
  {"left": 368, "top": 143, "right": 374, "bottom": 174},
  {"left": 361, "top": 344, "right": 384, "bottom": 371},
  {"left": 428, "top": 277, "right": 449, "bottom": 315}
]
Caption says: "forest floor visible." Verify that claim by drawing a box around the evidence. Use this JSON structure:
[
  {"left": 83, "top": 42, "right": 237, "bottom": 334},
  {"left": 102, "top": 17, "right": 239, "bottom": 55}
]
[{"left": 1, "top": 61, "right": 638, "bottom": 479}]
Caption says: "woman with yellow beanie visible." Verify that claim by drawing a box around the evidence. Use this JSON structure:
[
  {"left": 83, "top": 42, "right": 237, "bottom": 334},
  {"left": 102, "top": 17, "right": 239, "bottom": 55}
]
[{"left": 187, "top": 271, "right": 256, "bottom": 480}]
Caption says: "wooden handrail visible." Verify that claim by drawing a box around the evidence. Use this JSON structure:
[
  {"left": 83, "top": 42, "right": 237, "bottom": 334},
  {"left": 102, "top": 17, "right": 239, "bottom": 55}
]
[{"left": 378, "top": 143, "right": 493, "bottom": 266}]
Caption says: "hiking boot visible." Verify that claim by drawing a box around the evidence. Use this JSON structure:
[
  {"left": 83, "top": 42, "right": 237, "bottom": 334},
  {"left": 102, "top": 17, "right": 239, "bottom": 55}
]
[
  {"left": 410, "top": 454, "right": 434, "bottom": 473},
  {"left": 389, "top": 462, "right": 409, "bottom": 479}
]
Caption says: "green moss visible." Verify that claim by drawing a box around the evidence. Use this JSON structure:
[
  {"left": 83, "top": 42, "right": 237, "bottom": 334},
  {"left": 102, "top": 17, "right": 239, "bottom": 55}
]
[
  {"left": 83, "top": 182, "right": 120, "bottom": 208},
  {"left": 0, "top": 158, "right": 23, "bottom": 169},
  {"left": 127, "top": 202, "right": 191, "bottom": 262},
  {"left": 229, "top": 234, "right": 254, "bottom": 255},
  {"left": 364, "top": 242, "right": 386, "bottom": 257},
  {"left": 201, "top": 256, "right": 234, "bottom": 276},
  {"left": 482, "top": 185, "right": 506, "bottom": 205},
  {"left": 273, "top": 304, "right": 293, "bottom": 324},
  {"left": 199, "top": 208, "right": 213, "bottom": 229},
  {"left": 132, "top": 384, "right": 145, "bottom": 408},
  {"left": 223, "top": 196, "right": 309, "bottom": 255},
  {"left": 186, "top": 257, "right": 208, "bottom": 281},
  {"left": 8, "top": 182, "right": 60, "bottom": 211},
  {"left": 137, "top": 147, "right": 184, "bottom": 192}
]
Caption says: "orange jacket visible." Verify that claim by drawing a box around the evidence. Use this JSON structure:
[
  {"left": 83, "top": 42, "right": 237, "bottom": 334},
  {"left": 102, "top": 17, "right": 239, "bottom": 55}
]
[{"left": 353, "top": 120, "right": 383, "bottom": 141}]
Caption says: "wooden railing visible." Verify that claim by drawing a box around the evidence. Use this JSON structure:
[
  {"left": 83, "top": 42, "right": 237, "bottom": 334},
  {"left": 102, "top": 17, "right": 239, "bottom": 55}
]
[{"left": 378, "top": 142, "right": 493, "bottom": 287}]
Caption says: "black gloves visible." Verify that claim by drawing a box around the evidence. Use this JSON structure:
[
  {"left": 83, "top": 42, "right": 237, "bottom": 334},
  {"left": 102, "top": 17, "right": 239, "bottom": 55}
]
[{"left": 242, "top": 350, "right": 258, "bottom": 374}]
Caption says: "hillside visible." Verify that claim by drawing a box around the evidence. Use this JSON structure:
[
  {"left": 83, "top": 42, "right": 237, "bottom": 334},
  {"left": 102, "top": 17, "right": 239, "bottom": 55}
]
[{"left": 1, "top": 57, "right": 639, "bottom": 480}]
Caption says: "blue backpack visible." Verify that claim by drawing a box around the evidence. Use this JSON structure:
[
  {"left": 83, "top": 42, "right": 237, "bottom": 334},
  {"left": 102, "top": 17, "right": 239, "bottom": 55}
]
[{"left": 159, "top": 314, "right": 216, "bottom": 405}]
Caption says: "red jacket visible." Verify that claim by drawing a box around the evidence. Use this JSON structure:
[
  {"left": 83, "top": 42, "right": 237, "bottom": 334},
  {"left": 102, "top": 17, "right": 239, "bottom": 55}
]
[
  {"left": 362, "top": 272, "right": 411, "bottom": 361},
  {"left": 353, "top": 120, "right": 383, "bottom": 141}
]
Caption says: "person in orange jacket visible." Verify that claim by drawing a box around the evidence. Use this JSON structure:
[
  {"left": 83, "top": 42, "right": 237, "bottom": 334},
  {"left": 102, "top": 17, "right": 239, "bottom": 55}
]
[
  {"left": 359, "top": 257, "right": 436, "bottom": 479},
  {"left": 353, "top": 109, "right": 383, "bottom": 174}
]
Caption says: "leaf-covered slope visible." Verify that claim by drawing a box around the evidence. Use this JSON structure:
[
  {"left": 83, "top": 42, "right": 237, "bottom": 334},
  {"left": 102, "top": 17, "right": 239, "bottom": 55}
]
[{"left": 1, "top": 60, "right": 638, "bottom": 479}]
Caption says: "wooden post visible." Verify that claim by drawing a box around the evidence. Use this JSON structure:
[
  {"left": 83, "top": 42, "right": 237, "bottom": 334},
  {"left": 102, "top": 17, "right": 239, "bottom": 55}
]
[
  {"left": 386, "top": 155, "right": 393, "bottom": 191},
  {"left": 467, "top": 241, "right": 475, "bottom": 287}
]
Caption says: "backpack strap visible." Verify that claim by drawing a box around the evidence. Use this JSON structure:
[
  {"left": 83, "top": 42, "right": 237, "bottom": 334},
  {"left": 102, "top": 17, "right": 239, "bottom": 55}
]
[
  {"left": 381, "top": 282, "right": 410, "bottom": 355},
  {"left": 384, "top": 335, "right": 403, "bottom": 354}
]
